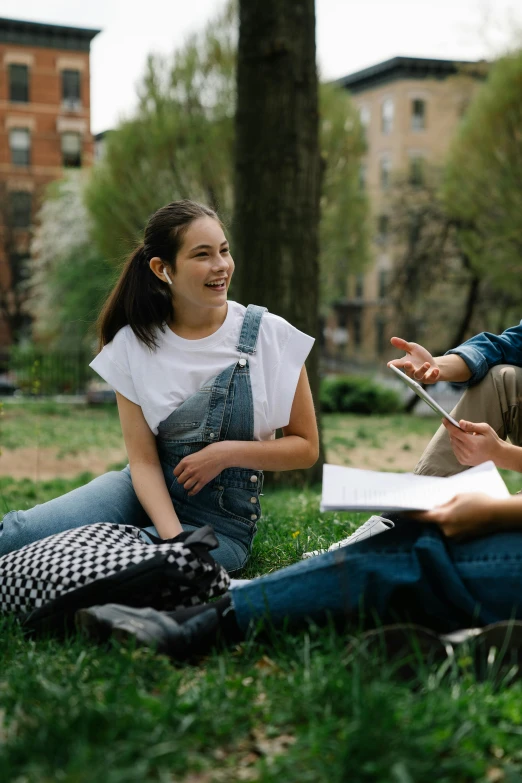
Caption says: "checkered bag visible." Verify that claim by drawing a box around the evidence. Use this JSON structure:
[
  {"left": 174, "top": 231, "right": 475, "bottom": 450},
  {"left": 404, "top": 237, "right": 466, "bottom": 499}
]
[{"left": 0, "top": 523, "right": 230, "bottom": 634}]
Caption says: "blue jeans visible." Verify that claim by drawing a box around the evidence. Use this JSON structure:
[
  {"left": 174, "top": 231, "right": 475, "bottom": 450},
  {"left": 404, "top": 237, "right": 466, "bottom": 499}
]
[
  {"left": 0, "top": 466, "right": 248, "bottom": 573},
  {"left": 231, "top": 518, "right": 522, "bottom": 633}
]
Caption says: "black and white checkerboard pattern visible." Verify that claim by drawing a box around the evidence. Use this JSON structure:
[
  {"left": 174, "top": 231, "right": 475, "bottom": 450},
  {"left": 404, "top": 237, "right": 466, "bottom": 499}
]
[{"left": 0, "top": 523, "right": 230, "bottom": 617}]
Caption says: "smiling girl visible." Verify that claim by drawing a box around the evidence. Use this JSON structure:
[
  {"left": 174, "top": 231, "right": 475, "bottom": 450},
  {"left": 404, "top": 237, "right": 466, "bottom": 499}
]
[{"left": 0, "top": 201, "right": 318, "bottom": 572}]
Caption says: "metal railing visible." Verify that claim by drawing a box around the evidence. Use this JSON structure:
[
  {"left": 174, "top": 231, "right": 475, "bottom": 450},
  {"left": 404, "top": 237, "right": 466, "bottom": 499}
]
[{"left": 0, "top": 348, "right": 95, "bottom": 396}]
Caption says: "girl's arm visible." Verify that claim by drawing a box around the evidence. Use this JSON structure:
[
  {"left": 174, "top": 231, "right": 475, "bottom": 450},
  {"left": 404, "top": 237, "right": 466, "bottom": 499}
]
[
  {"left": 174, "top": 366, "right": 319, "bottom": 496},
  {"left": 116, "top": 392, "right": 183, "bottom": 538},
  {"left": 416, "top": 492, "right": 522, "bottom": 540}
]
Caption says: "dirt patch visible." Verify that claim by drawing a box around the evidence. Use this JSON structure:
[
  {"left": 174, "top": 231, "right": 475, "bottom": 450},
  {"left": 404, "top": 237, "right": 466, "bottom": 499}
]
[
  {"left": 0, "top": 446, "right": 128, "bottom": 480},
  {"left": 327, "top": 432, "right": 433, "bottom": 472},
  {"left": 0, "top": 430, "right": 434, "bottom": 480}
]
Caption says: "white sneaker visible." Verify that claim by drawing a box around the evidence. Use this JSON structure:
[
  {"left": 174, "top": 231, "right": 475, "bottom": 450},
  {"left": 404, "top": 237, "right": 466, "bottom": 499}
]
[
  {"left": 302, "top": 516, "right": 394, "bottom": 559},
  {"left": 228, "top": 578, "right": 251, "bottom": 589}
]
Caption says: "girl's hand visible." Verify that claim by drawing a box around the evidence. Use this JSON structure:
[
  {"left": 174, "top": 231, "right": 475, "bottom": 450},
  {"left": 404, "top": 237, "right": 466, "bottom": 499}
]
[
  {"left": 415, "top": 493, "right": 496, "bottom": 540},
  {"left": 443, "top": 419, "right": 503, "bottom": 466},
  {"left": 173, "top": 442, "right": 229, "bottom": 496}
]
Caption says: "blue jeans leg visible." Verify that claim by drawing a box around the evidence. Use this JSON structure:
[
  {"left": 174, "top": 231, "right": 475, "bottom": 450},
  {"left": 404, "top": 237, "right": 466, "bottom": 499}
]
[
  {"left": 1, "top": 465, "right": 250, "bottom": 573},
  {"left": 0, "top": 467, "right": 149, "bottom": 557},
  {"left": 231, "top": 520, "right": 522, "bottom": 633}
]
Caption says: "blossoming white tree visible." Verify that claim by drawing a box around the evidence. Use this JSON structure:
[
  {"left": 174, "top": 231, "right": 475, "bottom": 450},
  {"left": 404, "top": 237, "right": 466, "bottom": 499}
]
[{"left": 30, "top": 172, "right": 113, "bottom": 349}]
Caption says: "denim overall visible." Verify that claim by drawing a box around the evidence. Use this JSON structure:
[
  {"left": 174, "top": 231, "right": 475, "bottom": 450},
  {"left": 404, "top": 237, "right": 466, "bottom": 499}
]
[
  {"left": 0, "top": 306, "right": 266, "bottom": 573},
  {"left": 144, "top": 304, "right": 267, "bottom": 570}
]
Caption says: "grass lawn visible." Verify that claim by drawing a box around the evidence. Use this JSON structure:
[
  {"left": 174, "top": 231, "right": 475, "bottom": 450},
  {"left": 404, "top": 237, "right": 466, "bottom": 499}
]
[
  {"left": 1, "top": 403, "right": 522, "bottom": 781},
  {"left": 0, "top": 400, "right": 123, "bottom": 455}
]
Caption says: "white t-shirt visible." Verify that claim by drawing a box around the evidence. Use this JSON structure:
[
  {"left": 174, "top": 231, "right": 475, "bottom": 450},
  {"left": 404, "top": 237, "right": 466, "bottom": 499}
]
[{"left": 90, "top": 301, "right": 314, "bottom": 440}]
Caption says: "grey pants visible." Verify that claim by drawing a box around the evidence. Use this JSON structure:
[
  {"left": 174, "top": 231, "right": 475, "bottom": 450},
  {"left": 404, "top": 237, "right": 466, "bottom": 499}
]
[{"left": 414, "top": 365, "right": 522, "bottom": 477}]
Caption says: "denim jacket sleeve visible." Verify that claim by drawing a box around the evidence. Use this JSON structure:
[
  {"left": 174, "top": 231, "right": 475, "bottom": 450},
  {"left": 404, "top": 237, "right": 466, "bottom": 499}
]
[{"left": 444, "top": 319, "right": 522, "bottom": 387}]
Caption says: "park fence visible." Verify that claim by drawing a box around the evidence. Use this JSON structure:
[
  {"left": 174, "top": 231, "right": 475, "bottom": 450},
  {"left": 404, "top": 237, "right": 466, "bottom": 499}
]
[{"left": 1, "top": 348, "right": 95, "bottom": 396}]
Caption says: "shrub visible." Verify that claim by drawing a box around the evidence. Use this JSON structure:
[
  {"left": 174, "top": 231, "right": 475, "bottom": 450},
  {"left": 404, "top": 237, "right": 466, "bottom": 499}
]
[{"left": 320, "top": 375, "right": 402, "bottom": 414}]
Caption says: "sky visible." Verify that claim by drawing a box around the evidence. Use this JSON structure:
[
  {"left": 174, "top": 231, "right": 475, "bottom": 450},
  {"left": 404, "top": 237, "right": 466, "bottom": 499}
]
[{"left": 0, "top": 0, "right": 520, "bottom": 134}]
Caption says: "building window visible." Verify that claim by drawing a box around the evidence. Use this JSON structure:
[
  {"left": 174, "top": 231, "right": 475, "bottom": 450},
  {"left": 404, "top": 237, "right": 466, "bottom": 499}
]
[
  {"left": 377, "top": 214, "right": 389, "bottom": 243},
  {"left": 411, "top": 99, "right": 426, "bottom": 131},
  {"left": 381, "top": 98, "right": 394, "bottom": 135},
  {"left": 9, "top": 63, "right": 29, "bottom": 102},
  {"left": 409, "top": 156, "right": 424, "bottom": 186},
  {"left": 62, "top": 69, "right": 81, "bottom": 109},
  {"left": 380, "top": 156, "right": 391, "bottom": 190},
  {"left": 355, "top": 273, "right": 364, "bottom": 299},
  {"left": 378, "top": 269, "right": 389, "bottom": 299},
  {"left": 359, "top": 106, "right": 370, "bottom": 128},
  {"left": 61, "top": 132, "right": 82, "bottom": 167},
  {"left": 9, "top": 128, "right": 31, "bottom": 166},
  {"left": 10, "top": 191, "right": 32, "bottom": 228}
]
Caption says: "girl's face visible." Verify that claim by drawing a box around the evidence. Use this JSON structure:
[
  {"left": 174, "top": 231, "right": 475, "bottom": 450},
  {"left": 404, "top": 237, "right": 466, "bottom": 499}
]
[{"left": 171, "top": 217, "right": 234, "bottom": 310}]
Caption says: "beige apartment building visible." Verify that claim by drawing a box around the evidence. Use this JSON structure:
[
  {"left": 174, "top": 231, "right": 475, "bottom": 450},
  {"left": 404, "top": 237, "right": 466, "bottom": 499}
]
[{"left": 325, "top": 56, "right": 484, "bottom": 365}]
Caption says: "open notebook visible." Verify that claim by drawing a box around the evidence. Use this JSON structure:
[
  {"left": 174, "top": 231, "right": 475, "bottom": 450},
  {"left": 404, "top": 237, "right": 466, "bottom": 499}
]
[{"left": 321, "top": 461, "right": 510, "bottom": 513}]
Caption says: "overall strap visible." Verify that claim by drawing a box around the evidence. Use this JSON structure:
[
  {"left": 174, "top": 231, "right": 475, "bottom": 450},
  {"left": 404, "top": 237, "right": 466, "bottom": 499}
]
[{"left": 236, "top": 304, "right": 267, "bottom": 355}]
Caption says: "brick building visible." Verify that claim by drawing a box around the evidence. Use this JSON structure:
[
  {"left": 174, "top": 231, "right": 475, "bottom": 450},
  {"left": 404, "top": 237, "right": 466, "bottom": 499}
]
[
  {"left": 0, "top": 17, "right": 100, "bottom": 346},
  {"left": 324, "top": 56, "right": 484, "bottom": 365}
]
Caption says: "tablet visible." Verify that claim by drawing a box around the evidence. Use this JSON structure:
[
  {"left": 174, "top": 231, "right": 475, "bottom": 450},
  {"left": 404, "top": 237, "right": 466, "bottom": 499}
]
[{"left": 388, "top": 364, "right": 462, "bottom": 429}]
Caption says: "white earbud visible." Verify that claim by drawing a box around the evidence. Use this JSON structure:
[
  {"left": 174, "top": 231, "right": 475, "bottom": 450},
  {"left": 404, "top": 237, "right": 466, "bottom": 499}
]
[{"left": 162, "top": 267, "right": 173, "bottom": 286}]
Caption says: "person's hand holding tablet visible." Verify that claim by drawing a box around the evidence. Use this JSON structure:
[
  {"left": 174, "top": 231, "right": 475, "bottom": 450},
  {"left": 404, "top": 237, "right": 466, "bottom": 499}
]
[
  {"left": 442, "top": 419, "right": 510, "bottom": 468},
  {"left": 385, "top": 335, "right": 522, "bottom": 467}
]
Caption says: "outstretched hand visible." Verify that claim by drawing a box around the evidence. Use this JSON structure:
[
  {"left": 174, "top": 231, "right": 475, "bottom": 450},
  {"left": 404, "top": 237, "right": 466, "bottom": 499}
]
[
  {"left": 443, "top": 418, "right": 504, "bottom": 467},
  {"left": 388, "top": 336, "right": 441, "bottom": 384},
  {"left": 415, "top": 493, "right": 496, "bottom": 540}
]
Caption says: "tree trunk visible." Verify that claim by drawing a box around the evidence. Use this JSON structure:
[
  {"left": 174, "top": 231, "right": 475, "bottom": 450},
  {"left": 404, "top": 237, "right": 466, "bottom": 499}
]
[{"left": 234, "top": 0, "right": 323, "bottom": 485}]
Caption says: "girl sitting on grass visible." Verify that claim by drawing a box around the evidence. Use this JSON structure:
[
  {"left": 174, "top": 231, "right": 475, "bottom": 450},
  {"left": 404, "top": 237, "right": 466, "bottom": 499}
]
[{"left": 0, "top": 200, "right": 319, "bottom": 572}]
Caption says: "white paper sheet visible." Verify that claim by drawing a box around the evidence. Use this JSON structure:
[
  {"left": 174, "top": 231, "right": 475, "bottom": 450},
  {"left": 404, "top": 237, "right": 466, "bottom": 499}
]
[{"left": 320, "top": 461, "right": 510, "bottom": 513}]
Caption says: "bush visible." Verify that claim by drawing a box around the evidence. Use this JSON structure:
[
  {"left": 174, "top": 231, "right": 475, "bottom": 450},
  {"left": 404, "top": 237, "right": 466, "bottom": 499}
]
[{"left": 320, "top": 375, "right": 402, "bottom": 414}]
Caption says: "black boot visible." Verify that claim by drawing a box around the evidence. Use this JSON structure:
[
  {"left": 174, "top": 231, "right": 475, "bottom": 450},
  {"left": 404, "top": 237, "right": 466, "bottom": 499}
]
[{"left": 75, "top": 594, "right": 241, "bottom": 659}]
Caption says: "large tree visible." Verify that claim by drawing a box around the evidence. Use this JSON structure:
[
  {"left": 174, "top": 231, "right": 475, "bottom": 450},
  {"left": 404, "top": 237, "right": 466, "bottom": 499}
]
[
  {"left": 234, "top": 0, "right": 322, "bottom": 484},
  {"left": 85, "top": 2, "right": 237, "bottom": 262},
  {"left": 387, "top": 161, "right": 522, "bottom": 413},
  {"left": 85, "top": 1, "right": 368, "bottom": 307},
  {"left": 387, "top": 171, "right": 482, "bottom": 353},
  {"left": 443, "top": 51, "right": 522, "bottom": 299}
]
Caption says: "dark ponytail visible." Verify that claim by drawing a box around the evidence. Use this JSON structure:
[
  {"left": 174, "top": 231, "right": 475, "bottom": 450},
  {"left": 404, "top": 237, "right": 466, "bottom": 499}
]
[{"left": 97, "top": 200, "right": 221, "bottom": 351}]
